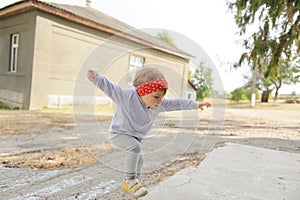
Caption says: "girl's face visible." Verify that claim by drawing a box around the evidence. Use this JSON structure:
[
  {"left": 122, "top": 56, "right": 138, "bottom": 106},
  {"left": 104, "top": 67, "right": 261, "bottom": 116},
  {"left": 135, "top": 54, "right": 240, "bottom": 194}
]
[{"left": 141, "top": 90, "right": 166, "bottom": 109}]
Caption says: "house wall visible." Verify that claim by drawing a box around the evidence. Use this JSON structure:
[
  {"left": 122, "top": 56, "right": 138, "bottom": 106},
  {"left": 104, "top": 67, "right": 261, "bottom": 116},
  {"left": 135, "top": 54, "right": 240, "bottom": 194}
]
[
  {"left": 31, "top": 11, "right": 190, "bottom": 109},
  {"left": 0, "top": 8, "right": 190, "bottom": 109},
  {"left": 0, "top": 11, "right": 36, "bottom": 109}
]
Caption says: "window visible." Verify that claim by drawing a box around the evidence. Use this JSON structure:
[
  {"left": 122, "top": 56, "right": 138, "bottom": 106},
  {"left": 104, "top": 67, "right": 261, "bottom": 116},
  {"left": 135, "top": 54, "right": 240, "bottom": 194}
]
[
  {"left": 128, "top": 55, "right": 144, "bottom": 85},
  {"left": 9, "top": 34, "right": 19, "bottom": 72},
  {"left": 187, "top": 93, "right": 192, "bottom": 99}
]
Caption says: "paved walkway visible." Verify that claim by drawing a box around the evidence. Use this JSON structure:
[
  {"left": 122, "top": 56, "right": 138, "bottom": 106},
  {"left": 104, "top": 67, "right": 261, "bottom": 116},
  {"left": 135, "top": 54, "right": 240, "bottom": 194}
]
[{"left": 145, "top": 143, "right": 300, "bottom": 200}]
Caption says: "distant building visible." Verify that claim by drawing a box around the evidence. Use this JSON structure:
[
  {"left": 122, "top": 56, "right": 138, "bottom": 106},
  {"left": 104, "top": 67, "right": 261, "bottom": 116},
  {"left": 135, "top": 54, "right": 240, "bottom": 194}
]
[
  {"left": 0, "top": 0, "right": 192, "bottom": 109},
  {"left": 186, "top": 80, "right": 197, "bottom": 101}
]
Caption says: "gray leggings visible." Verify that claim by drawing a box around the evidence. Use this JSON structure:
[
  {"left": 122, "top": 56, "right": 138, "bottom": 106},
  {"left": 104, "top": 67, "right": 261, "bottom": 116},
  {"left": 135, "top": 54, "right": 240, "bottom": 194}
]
[{"left": 110, "top": 134, "right": 144, "bottom": 180}]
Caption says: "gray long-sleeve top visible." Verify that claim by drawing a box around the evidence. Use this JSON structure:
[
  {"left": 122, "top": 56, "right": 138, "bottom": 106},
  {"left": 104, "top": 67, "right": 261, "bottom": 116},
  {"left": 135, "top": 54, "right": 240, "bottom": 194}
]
[{"left": 91, "top": 74, "right": 199, "bottom": 140}]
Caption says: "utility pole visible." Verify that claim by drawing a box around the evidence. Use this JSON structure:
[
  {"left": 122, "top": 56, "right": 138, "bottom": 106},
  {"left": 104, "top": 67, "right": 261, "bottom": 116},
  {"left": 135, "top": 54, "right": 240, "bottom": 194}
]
[{"left": 251, "top": 67, "right": 256, "bottom": 107}]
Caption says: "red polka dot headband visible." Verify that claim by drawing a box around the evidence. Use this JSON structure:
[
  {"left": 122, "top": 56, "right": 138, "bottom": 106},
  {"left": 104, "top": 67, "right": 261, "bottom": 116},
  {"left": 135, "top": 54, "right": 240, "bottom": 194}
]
[{"left": 136, "top": 78, "right": 168, "bottom": 96}]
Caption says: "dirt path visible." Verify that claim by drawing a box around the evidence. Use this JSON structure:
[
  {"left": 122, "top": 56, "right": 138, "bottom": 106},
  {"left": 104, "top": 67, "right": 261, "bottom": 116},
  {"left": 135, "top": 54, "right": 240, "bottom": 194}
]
[{"left": 0, "top": 103, "right": 299, "bottom": 199}]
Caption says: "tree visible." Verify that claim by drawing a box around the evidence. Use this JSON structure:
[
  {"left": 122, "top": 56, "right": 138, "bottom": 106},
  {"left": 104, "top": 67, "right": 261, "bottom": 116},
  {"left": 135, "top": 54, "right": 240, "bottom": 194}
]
[
  {"left": 228, "top": 0, "right": 300, "bottom": 104},
  {"left": 157, "top": 31, "right": 176, "bottom": 47},
  {"left": 228, "top": 0, "right": 299, "bottom": 71},
  {"left": 243, "top": 70, "right": 272, "bottom": 102},
  {"left": 243, "top": 56, "right": 300, "bottom": 104},
  {"left": 190, "top": 62, "right": 213, "bottom": 100},
  {"left": 231, "top": 87, "right": 248, "bottom": 102},
  {"left": 269, "top": 55, "right": 300, "bottom": 104}
]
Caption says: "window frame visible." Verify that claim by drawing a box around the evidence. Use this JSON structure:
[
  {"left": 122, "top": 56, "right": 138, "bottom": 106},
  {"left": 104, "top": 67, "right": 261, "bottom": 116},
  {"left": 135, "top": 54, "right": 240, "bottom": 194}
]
[
  {"left": 128, "top": 54, "right": 145, "bottom": 86},
  {"left": 9, "top": 33, "right": 19, "bottom": 73}
]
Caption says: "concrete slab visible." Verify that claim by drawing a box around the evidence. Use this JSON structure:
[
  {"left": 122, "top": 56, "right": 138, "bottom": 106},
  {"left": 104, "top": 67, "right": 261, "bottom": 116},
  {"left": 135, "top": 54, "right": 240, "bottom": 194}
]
[{"left": 145, "top": 143, "right": 300, "bottom": 200}]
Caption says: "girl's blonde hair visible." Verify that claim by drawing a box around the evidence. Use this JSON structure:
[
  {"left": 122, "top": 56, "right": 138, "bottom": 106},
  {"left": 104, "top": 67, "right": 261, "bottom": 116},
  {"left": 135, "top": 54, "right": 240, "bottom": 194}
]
[{"left": 133, "top": 67, "right": 166, "bottom": 87}]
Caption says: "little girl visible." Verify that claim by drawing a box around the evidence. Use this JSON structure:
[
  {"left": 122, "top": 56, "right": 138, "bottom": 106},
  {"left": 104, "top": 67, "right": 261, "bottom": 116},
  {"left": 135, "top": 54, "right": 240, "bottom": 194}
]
[{"left": 87, "top": 67, "right": 211, "bottom": 199}]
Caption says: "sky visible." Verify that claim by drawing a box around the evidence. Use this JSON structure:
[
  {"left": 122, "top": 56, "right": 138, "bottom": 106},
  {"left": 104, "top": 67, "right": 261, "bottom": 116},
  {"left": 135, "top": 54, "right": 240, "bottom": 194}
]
[{"left": 1, "top": 0, "right": 299, "bottom": 94}]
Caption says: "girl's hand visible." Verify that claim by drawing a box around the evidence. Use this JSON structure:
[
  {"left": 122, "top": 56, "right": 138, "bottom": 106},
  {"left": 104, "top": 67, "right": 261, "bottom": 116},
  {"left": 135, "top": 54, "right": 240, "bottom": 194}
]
[
  {"left": 198, "top": 102, "right": 211, "bottom": 110},
  {"left": 87, "top": 69, "right": 99, "bottom": 81}
]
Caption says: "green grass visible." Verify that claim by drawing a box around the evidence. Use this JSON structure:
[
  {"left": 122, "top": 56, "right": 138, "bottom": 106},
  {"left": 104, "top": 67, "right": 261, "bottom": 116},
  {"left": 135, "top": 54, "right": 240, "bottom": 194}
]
[{"left": 0, "top": 104, "right": 9, "bottom": 110}]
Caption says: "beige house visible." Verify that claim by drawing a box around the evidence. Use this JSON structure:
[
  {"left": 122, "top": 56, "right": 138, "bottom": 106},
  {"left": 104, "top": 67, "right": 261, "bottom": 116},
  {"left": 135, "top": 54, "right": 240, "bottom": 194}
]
[{"left": 0, "top": 0, "right": 192, "bottom": 109}]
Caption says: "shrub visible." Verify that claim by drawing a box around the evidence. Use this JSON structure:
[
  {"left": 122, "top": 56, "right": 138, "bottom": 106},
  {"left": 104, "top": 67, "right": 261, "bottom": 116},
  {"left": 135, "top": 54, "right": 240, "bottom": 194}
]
[{"left": 231, "top": 87, "right": 248, "bottom": 102}]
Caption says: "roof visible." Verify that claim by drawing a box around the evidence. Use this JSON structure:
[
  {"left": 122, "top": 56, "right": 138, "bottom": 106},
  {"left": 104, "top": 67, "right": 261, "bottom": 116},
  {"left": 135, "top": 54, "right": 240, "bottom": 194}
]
[
  {"left": 0, "top": 0, "right": 192, "bottom": 60},
  {"left": 188, "top": 80, "right": 198, "bottom": 91}
]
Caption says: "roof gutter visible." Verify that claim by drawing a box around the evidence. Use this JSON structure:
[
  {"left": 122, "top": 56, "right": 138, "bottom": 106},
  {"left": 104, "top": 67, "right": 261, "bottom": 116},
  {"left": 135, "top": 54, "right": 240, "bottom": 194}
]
[{"left": 0, "top": 1, "right": 35, "bottom": 18}]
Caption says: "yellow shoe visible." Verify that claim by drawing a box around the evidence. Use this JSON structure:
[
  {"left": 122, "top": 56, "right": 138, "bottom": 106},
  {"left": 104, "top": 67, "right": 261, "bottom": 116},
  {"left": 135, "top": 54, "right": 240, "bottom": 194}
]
[{"left": 122, "top": 178, "right": 148, "bottom": 199}]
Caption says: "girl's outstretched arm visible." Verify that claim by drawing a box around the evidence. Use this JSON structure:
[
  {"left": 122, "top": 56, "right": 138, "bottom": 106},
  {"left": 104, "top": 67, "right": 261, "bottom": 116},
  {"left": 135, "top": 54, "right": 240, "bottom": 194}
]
[
  {"left": 87, "top": 69, "right": 128, "bottom": 104},
  {"left": 198, "top": 102, "right": 212, "bottom": 110},
  {"left": 87, "top": 69, "right": 98, "bottom": 81}
]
